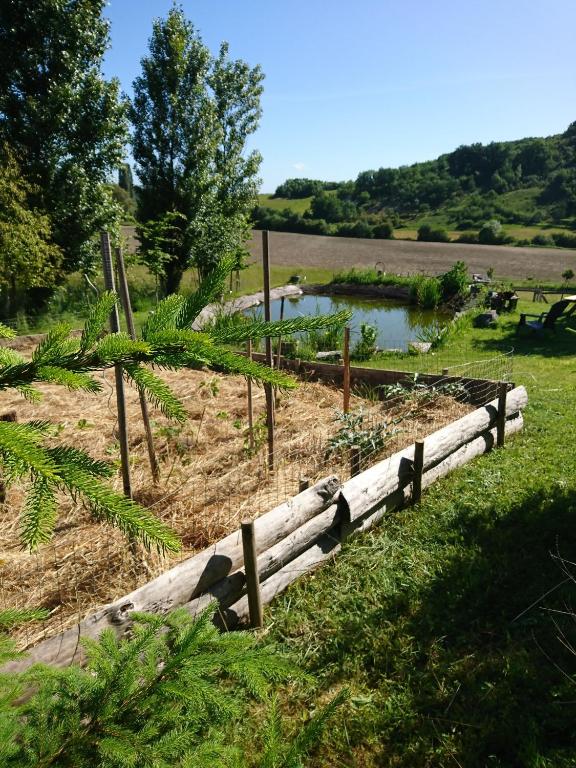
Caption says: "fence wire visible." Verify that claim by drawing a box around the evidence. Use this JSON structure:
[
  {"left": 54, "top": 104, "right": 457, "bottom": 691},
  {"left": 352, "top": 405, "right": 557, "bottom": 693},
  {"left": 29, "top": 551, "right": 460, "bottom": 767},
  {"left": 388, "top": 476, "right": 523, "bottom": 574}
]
[{"left": 0, "top": 345, "right": 513, "bottom": 649}]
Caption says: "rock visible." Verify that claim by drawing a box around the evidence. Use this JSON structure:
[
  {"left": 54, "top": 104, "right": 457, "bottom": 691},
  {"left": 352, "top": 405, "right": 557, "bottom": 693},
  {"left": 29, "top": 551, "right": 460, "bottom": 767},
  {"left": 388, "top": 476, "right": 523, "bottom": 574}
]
[
  {"left": 473, "top": 311, "right": 498, "bottom": 328},
  {"left": 408, "top": 342, "right": 432, "bottom": 354},
  {"left": 316, "top": 350, "right": 342, "bottom": 361}
]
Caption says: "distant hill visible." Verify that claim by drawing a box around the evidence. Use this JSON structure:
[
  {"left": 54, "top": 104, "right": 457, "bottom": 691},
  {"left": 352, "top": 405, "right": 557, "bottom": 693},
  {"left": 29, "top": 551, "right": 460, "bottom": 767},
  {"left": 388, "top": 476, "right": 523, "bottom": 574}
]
[{"left": 253, "top": 123, "right": 576, "bottom": 248}]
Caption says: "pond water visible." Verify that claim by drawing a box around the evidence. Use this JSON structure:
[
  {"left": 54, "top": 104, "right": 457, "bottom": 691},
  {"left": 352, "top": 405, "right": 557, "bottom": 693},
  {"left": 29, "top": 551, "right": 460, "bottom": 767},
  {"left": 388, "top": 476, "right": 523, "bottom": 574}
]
[{"left": 248, "top": 293, "right": 446, "bottom": 351}]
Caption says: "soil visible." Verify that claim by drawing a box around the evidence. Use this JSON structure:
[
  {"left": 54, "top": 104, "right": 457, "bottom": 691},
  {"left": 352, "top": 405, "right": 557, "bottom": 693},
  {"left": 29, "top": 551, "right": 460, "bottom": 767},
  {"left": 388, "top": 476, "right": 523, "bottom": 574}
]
[{"left": 244, "top": 230, "right": 575, "bottom": 281}]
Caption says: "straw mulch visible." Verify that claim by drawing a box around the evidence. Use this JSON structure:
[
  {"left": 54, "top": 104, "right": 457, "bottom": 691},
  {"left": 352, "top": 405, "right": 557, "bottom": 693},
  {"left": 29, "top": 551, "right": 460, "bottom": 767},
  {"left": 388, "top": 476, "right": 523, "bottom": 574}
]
[{"left": 0, "top": 355, "right": 472, "bottom": 648}]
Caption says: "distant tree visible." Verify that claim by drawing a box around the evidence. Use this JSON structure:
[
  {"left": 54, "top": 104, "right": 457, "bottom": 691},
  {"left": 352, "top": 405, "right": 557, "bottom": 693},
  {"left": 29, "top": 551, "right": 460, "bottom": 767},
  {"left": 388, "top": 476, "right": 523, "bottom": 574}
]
[
  {"left": 274, "top": 178, "right": 325, "bottom": 198},
  {"left": 118, "top": 163, "right": 135, "bottom": 200},
  {"left": 0, "top": 147, "right": 62, "bottom": 318},
  {"left": 417, "top": 223, "right": 451, "bottom": 243},
  {"left": 562, "top": 269, "right": 575, "bottom": 283},
  {"left": 310, "top": 192, "right": 345, "bottom": 223},
  {"left": 478, "top": 219, "right": 506, "bottom": 245},
  {"left": 131, "top": 7, "right": 263, "bottom": 292},
  {"left": 0, "top": 0, "right": 128, "bottom": 274}
]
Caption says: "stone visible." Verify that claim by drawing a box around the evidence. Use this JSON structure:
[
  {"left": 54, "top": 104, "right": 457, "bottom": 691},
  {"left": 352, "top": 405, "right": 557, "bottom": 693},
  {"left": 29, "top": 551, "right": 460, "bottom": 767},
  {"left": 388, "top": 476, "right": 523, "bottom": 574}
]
[
  {"left": 316, "top": 350, "right": 342, "bottom": 361},
  {"left": 408, "top": 342, "right": 432, "bottom": 354}
]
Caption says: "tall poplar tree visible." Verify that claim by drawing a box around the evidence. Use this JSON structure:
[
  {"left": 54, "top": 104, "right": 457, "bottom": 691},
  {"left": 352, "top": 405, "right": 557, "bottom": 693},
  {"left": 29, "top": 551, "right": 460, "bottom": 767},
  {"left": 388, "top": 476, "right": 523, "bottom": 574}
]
[
  {"left": 0, "top": 0, "right": 128, "bottom": 274},
  {"left": 130, "top": 6, "right": 264, "bottom": 293}
]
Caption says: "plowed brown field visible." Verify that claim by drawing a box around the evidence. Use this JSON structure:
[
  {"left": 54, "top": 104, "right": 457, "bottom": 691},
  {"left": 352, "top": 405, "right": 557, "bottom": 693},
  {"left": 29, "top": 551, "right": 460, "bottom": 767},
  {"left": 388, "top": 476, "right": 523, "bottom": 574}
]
[{"left": 244, "top": 230, "right": 576, "bottom": 281}]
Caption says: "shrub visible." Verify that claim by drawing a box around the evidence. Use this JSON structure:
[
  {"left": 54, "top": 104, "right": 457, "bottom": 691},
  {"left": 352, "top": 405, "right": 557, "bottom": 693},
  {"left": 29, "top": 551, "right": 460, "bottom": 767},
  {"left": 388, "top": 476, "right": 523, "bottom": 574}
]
[
  {"left": 351, "top": 323, "right": 377, "bottom": 361},
  {"left": 532, "top": 234, "right": 555, "bottom": 247},
  {"left": 455, "top": 233, "right": 479, "bottom": 244},
  {"left": 478, "top": 219, "right": 507, "bottom": 245},
  {"left": 440, "top": 260, "right": 469, "bottom": 300},
  {"left": 417, "top": 223, "right": 451, "bottom": 243},
  {"left": 552, "top": 232, "right": 576, "bottom": 249},
  {"left": 415, "top": 276, "right": 442, "bottom": 308},
  {"left": 372, "top": 220, "right": 394, "bottom": 239}
]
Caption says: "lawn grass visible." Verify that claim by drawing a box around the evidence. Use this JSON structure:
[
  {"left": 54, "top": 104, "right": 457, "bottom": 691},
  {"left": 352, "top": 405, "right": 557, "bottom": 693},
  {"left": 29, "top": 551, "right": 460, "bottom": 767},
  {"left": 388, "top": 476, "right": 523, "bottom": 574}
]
[
  {"left": 257, "top": 194, "right": 312, "bottom": 215},
  {"left": 265, "top": 301, "right": 576, "bottom": 766}
]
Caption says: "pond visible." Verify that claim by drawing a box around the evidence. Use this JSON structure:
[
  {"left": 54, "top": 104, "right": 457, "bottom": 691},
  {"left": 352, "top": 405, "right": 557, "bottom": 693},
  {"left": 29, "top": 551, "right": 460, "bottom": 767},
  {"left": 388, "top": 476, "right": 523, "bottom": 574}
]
[{"left": 248, "top": 293, "right": 447, "bottom": 351}]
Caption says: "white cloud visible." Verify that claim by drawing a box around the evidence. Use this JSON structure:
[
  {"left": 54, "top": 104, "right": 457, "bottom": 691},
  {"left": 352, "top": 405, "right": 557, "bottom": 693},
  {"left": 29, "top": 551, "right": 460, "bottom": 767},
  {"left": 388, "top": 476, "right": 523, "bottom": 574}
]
[{"left": 293, "top": 162, "right": 305, "bottom": 172}]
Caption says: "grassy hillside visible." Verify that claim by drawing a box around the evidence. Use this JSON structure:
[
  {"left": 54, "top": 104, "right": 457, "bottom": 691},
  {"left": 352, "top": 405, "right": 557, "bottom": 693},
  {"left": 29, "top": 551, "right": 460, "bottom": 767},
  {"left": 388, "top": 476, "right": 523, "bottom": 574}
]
[
  {"left": 257, "top": 193, "right": 312, "bottom": 215},
  {"left": 254, "top": 123, "right": 576, "bottom": 246}
]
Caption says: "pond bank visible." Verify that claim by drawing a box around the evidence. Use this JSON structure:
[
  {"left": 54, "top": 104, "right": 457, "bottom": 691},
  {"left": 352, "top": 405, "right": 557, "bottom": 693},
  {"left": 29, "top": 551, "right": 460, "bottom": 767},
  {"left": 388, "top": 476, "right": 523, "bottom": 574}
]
[{"left": 302, "top": 282, "right": 411, "bottom": 301}]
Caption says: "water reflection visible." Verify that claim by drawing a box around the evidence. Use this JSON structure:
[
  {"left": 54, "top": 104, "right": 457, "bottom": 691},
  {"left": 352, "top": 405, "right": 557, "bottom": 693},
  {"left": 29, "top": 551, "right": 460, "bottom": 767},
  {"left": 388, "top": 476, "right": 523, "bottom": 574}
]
[{"left": 249, "top": 294, "right": 448, "bottom": 351}]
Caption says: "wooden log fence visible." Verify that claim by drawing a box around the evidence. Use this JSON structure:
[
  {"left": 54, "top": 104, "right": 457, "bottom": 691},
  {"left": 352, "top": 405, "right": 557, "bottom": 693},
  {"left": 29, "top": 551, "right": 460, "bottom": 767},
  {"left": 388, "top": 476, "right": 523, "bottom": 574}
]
[{"left": 3, "top": 387, "right": 527, "bottom": 673}]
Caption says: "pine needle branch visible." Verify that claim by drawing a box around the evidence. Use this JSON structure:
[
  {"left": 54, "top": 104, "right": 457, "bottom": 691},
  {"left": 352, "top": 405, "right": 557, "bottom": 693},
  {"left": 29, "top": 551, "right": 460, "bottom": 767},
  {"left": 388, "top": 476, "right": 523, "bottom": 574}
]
[
  {"left": 124, "top": 364, "right": 188, "bottom": 422},
  {"left": 177, "top": 255, "right": 237, "bottom": 329},
  {"left": 211, "top": 310, "right": 352, "bottom": 344}
]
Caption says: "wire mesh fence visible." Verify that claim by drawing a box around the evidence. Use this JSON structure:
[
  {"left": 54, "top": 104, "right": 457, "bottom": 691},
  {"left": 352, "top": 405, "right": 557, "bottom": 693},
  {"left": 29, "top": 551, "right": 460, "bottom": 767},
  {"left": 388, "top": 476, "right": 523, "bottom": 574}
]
[{"left": 0, "top": 344, "right": 514, "bottom": 649}]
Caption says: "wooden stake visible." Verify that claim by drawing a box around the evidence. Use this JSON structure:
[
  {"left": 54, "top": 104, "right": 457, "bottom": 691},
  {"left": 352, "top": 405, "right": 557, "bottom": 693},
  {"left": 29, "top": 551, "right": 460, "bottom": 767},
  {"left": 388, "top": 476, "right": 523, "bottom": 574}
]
[
  {"left": 442, "top": 367, "right": 449, "bottom": 377},
  {"left": 246, "top": 339, "right": 254, "bottom": 449},
  {"left": 413, "top": 440, "right": 424, "bottom": 503},
  {"left": 100, "top": 232, "right": 131, "bottom": 498},
  {"left": 241, "top": 518, "right": 263, "bottom": 628},
  {"left": 496, "top": 382, "right": 508, "bottom": 448},
  {"left": 275, "top": 295, "right": 285, "bottom": 369},
  {"left": 350, "top": 445, "right": 361, "bottom": 477},
  {"left": 115, "top": 246, "right": 160, "bottom": 484},
  {"left": 343, "top": 326, "right": 351, "bottom": 413},
  {"left": 299, "top": 476, "right": 310, "bottom": 493},
  {"left": 262, "top": 231, "right": 274, "bottom": 471}
]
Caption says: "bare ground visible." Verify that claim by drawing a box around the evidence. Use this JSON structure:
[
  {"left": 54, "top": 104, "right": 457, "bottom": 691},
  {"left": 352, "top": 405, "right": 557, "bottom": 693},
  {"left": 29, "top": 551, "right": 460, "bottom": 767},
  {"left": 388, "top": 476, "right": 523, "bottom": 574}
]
[
  {"left": 245, "top": 230, "right": 576, "bottom": 281},
  {"left": 120, "top": 226, "right": 576, "bottom": 281},
  {"left": 0, "top": 348, "right": 471, "bottom": 647}
]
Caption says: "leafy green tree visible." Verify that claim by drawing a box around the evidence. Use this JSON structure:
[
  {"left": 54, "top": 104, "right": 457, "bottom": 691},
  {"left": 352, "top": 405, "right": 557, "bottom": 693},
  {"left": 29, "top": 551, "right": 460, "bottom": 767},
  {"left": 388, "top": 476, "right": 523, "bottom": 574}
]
[
  {"left": 131, "top": 6, "right": 263, "bottom": 292},
  {"left": 0, "top": 147, "right": 62, "bottom": 319},
  {"left": 0, "top": 0, "right": 128, "bottom": 274}
]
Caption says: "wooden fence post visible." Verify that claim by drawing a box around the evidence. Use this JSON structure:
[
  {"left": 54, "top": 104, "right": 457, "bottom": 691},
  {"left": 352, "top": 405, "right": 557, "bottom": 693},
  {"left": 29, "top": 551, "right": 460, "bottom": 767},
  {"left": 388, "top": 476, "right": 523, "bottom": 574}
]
[
  {"left": 442, "top": 368, "right": 449, "bottom": 377},
  {"left": 299, "top": 476, "right": 310, "bottom": 493},
  {"left": 100, "top": 231, "right": 131, "bottom": 498},
  {"left": 343, "top": 326, "right": 351, "bottom": 413},
  {"left": 412, "top": 439, "right": 424, "bottom": 503},
  {"left": 115, "top": 246, "right": 160, "bottom": 484},
  {"left": 241, "top": 518, "right": 263, "bottom": 628},
  {"left": 497, "top": 382, "right": 508, "bottom": 448},
  {"left": 246, "top": 339, "right": 254, "bottom": 450},
  {"left": 262, "top": 230, "right": 274, "bottom": 471}
]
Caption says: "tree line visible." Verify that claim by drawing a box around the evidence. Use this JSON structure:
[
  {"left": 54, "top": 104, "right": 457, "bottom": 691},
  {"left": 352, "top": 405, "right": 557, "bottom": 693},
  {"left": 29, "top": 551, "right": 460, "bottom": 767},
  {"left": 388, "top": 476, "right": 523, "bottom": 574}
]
[{"left": 260, "top": 124, "right": 576, "bottom": 241}]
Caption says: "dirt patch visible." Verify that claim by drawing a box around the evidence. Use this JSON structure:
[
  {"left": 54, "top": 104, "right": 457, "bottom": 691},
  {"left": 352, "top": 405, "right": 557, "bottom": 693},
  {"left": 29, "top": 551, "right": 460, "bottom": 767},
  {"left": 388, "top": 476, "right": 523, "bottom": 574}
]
[
  {"left": 244, "top": 230, "right": 576, "bottom": 281},
  {"left": 0, "top": 348, "right": 472, "bottom": 647}
]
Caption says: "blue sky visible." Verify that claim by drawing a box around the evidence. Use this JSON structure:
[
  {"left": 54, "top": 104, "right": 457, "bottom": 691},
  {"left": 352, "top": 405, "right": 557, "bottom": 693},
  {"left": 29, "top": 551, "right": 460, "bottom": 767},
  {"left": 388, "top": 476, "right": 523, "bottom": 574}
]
[{"left": 103, "top": 0, "right": 576, "bottom": 192}]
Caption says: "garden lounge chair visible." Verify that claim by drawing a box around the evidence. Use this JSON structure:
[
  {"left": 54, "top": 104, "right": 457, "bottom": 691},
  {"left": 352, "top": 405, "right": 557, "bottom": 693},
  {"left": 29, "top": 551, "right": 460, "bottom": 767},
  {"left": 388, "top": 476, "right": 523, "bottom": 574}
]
[{"left": 517, "top": 298, "right": 575, "bottom": 332}]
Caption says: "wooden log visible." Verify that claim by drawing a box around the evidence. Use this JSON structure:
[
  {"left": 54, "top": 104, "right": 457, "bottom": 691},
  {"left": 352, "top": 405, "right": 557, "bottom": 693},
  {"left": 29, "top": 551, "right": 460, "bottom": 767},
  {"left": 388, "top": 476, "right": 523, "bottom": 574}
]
[
  {"left": 347, "top": 413, "right": 525, "bottom": 534},
  {"left": 4, "top": 475, "right": 341, "bottom": 672},
  {"left": 340, "top": 386, "right": 527, "bottom": 521},
  {"left": 221, "top": 528, "right": 342, "bottom": 628},
  {"left": 256, "top": 502, "right": 340, "bottom": 583}
]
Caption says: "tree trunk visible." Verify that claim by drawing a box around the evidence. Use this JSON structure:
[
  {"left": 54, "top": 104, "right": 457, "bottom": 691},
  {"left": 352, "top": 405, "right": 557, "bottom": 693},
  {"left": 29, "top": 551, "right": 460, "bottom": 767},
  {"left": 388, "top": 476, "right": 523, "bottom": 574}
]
[{"left": 160, "top": 263, "right": 185, "bottom": 297}]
